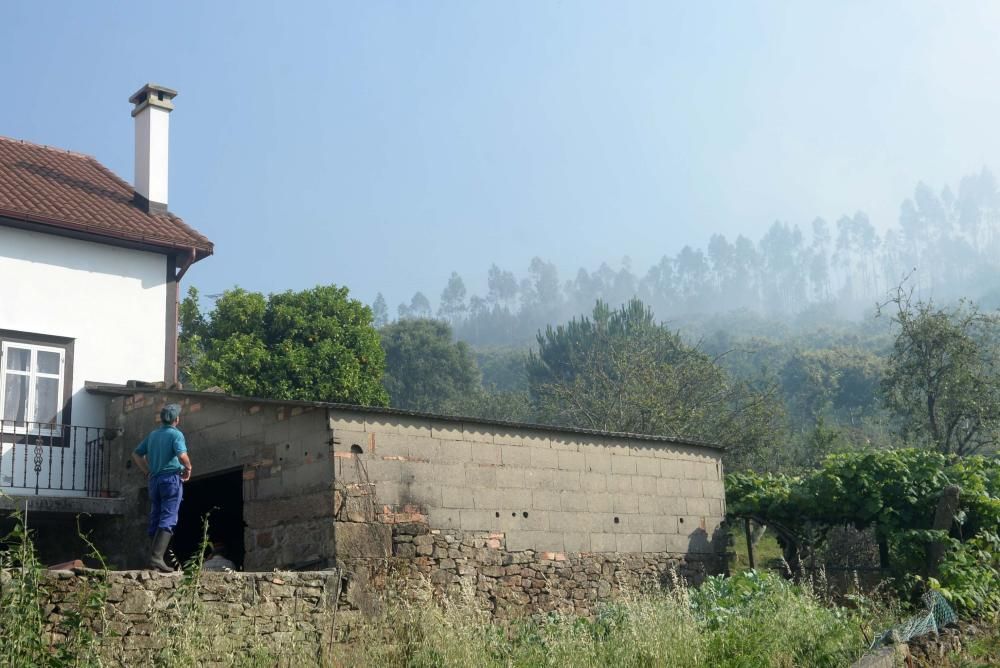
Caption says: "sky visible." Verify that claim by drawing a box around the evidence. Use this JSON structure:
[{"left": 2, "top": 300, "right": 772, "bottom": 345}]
[{"left": 4, "top": 2, "right": 1000, "bottom": 311}]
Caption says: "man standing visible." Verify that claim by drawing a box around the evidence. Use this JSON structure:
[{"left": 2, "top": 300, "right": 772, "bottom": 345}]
[{"left": 131, "top": 403, "right": 192, "bottom": 572}]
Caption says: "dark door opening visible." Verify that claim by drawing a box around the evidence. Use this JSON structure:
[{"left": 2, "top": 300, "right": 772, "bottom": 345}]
[{"left": 172, "top": 468, "right": 244, "bottom": 569}]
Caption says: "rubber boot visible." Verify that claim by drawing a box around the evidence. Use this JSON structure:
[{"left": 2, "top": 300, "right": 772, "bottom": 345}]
[{"left": 149, "top": 529, "right": 174, "bottom": 573}]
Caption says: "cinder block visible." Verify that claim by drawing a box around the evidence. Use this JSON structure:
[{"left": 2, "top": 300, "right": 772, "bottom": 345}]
[
  {"left": 708, "top": 497, "right": 724, "bottom": 516},
  {"left": 616, "top": 533, "right": 642, "bottom": 552},
  {"left": 524, "top": 468, "right": 555, "bottom": 489},
  {"left": 635, "top": 495, "right": 661, "bottom": 515},
  {"left": 634, "top": 456, "right": 660, "bottom": 477},
  {"left": 471, "top": 443, "right": 501, "bottom": 465},
  {"left": 582, "top": 472, "right": 607, "bottom": 492},
  {"left": 590, "top": 533, "right": 617, "bottom": 552},
  {"left": 702, "top": 479, "right": 725, "bottom": 499},
  {"left": 612, "top": 493, "right": 638, "bottom": 514},
  {"left": 587, "top": 493, "right": 613, "bottom": 513},
  {"left": 430, "top": 463, "right": 466, "bottom": 483},
  {"left": 611, "top": 455, "right": 637, "bottom": 476},
  {"left": 530, "top": 448, "right": 559, "bottom": 470},
  {"left": 533, "top": 531, "right": 565, "bottom": 553},
  {"left": 606, "top": 475, "right": 632, "bottom": 492},
  {"left": 500, "top": 445, "right": 532, "bottom": 468},
  {"left": 624, "top": 514, "right": 659, "bottom": 533},
  {"left": 442, "top": 486, "right": 474, "bottom": 509},
  {"left": 437, "top": 440, "right": 473, "bottom": 463},
  {"left": 506, "top": 530, "right": 554, "bottom": 552},
  {"left": 658, "top": 496, "right": 686, "bottom": 516},
  {"left": 472, "top": 488, "right": 500, "bottom": 510},
  {"left": 368, "top": 432, "right": 411, "bottom": 458},
  {"left": 560, "top": 491, "right": 589, "bottom": 512},
  {"left": 632, "top": 476, "right": 657, "bottom": 495},
  {"left": 563, "top": 532, "right": 591, "bottom": 553},
  {"left": 552, "top": 470, "right": 581, "bottom": 491},
  {"left": 659, "top": 460, "right": 684, "bottom": 478},
  {"left": 498, "top": 507, "right": 547, "bottom": 531},
  {"left": 465, "top": 464, "right": 497, "bottom": 488},
  {"left": 372, "top": 481, "right": 404, "bottom": 506},
  {"left": 532, "top": 489, "right": 561, "bottom": 511},
  {"left": 496, "top": 467, "right": 525, "bottom": 488},
  {"left": 686, "top": 497, "right": 711, "bottom": 517},
  {"left": 664, "top": 534, "right": 690, "bottom": 553},
  {"left": 658, "top": 515, "right": 680, "bottom": 534},
  {"left": 360, "top": 458, "right": 401, "bottom": 482},
  {"left": 557, "top": 451, "right": 586, "bottom": 471},
  {"left": 584, "top": 452, "right": 611, "bottom": 474},
  {"left": 547, "top": 511, "right": 592, "bottom": 534},
  {"left": 459, "top": 509, "right": 497, "bottom": 531},
  {"left": 586, "top": 512, "right": 616, "bottom": 532},
  {"left": 656, "top": 477, "right": 680, "bottom": 496},
  {"left": 405, "top": 436, "right": 441, "bottom": 460},
  {"left": 641, "top": 533, "right": 667, "bottom": 553},
  {"left": 678, "top": 479, "right": 703, "bottom": 498},
  {"left": 427, "top": 507, "right": 460, "bottom": 530},
  {"left": 397, "top": 481, "right": 442, "bottom": 508}
]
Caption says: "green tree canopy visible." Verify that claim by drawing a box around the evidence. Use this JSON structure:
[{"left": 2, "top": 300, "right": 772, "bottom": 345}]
[
  {"left": 527, "top": 299, "right": 783, "bottom": 467},
  {"left": 380, "top": 318, "right": 480, "bottom": 412},
  {"left": 880, "top": 290, "right": 1000, "bottom": 456},
  {"left": 179, "top": 285, "right": 387, "bottom": 406}
]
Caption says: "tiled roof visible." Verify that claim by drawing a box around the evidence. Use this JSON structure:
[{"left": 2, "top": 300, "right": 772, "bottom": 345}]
[{"left": 0, "top": 135, "right": 213, "bottom": 259}]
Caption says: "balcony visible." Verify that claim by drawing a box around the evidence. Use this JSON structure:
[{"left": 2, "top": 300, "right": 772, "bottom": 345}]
[{"left": 0, "top": 420, "right": 115, "bottom": 498}]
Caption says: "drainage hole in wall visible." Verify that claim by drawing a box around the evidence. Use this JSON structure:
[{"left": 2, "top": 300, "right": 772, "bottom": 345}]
[
  {"left": 613, "top": 517, "right": 620, "bottom": 524},
  {"left": 304, "top": 451, "right": 308, "bottom": 457},
  {"left": 679, "top": 517, "right": 684, "bottom": 524},
  {"left": 511, "top": 512, "right": 517, "bottom": 517},
  {"left": 522, "top": 511, "right": 529, "bottom": 518},
  {"left": 285, "top": 443, "right": 290, "bottom": 450},
  {"left": 495, "top": 512, "right": 500, "bottom": 518}
]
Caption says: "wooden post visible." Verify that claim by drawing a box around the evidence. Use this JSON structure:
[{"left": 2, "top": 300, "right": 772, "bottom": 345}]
[{"left": 744, "top": 518, "right": 756, "bottom": 570}]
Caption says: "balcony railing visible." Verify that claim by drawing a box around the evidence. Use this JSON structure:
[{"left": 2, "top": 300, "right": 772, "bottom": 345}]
[{"left": 0, "top": 420, "right": 114, "bottom": 497}]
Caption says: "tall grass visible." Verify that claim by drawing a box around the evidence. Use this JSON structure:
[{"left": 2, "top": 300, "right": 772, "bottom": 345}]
[{"left": 337, "top": 570, "right": 899, "bottom": 668}]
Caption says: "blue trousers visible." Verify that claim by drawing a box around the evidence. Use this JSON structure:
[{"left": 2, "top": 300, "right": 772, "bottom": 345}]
[{"left": 147, "top": 472, "right": 183, "bottom": 537}]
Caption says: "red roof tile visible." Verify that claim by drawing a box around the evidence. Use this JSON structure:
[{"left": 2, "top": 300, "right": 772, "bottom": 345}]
[{"left": 0, "top": 135, "right": 213, "bottom": 259}]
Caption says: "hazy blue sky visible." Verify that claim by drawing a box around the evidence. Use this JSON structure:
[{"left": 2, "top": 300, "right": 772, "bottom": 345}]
[{"left": 4, "top": 2, "right": 1000, "bottom": 310}]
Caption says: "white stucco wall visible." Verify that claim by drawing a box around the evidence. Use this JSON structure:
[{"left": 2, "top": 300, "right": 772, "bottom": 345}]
[{"left": 0, "top": 225, "right": 168, "bottom": 429}]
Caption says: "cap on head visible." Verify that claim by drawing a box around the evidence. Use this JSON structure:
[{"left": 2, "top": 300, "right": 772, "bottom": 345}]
[{"left": 160, "top": 403, "right": 182, "bottom": 424}]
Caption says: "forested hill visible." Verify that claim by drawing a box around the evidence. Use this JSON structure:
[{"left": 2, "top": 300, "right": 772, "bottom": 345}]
[{"left": 376, "top": 168, "right": 1000, "bottom": 348}]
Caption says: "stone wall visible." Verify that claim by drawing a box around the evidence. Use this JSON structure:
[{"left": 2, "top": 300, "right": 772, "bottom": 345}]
[
  {"left": 340, "top": 524, "right": 720, "bottom": 620},
  {"left": 39, "top": 569, "right": 339, "bottom": 666}
]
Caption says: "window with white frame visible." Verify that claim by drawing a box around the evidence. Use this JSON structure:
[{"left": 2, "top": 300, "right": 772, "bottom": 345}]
[{"left": 1, "top": 341, "right": 66, "bottom": 425}]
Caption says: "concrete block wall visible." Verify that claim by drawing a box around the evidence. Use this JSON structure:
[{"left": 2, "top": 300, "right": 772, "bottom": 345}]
[
  {"left": 103, "top": 392, "right": 337, "bottom": 570},
  {"left": 329, "top": 411, "right": 727, "bottom": 558}
]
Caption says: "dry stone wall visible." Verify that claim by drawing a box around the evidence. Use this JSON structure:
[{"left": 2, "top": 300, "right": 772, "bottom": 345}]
[{"left": 38, "top": 569, "right": 338, "bottom": 666}]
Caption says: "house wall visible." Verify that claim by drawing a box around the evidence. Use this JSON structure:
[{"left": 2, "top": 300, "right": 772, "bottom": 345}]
[{"left": 0, "top": 226, "right": 168, "bottom": 430}]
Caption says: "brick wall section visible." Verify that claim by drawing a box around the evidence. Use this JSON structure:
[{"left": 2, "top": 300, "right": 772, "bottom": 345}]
[{"left": 38, "top": 569, "right": 338, "bottom": 665}]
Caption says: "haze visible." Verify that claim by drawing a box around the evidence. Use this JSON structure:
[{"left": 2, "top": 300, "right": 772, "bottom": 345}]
[{"left": 4, "top": 1, "right": 1000, "bottom": 311}]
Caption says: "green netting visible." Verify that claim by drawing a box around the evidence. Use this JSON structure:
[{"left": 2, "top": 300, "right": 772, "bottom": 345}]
[{"left": 871, "top": 591, "right": 957, "bottom": 648}]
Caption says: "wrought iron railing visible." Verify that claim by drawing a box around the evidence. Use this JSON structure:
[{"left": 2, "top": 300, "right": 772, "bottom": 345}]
[{"left": 0, "top": 420, "right": 115, "bottom": 496}]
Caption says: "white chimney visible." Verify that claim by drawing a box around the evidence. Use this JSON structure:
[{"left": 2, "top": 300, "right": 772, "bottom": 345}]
[{"left": 129, "top": 83, "right": 177, "bottom": 214}]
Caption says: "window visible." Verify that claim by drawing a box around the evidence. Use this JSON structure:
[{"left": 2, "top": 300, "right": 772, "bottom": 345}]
[{"left": 0, "top": 331, "right": 74, "bottom": 430}]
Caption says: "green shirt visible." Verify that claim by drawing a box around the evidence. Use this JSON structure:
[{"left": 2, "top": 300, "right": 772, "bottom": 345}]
[{"left": 134, "top": 425, "right": 187, "bottom": 477}]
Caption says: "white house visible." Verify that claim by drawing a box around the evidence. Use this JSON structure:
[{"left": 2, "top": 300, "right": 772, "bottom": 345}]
[{"left": 0, "top": 84, "right": 212, "bottom": 498}]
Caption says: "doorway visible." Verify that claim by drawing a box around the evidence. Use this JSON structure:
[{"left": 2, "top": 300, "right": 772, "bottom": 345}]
[{"left": 172, "top": 468, "right": 244, "bottom": 569}]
